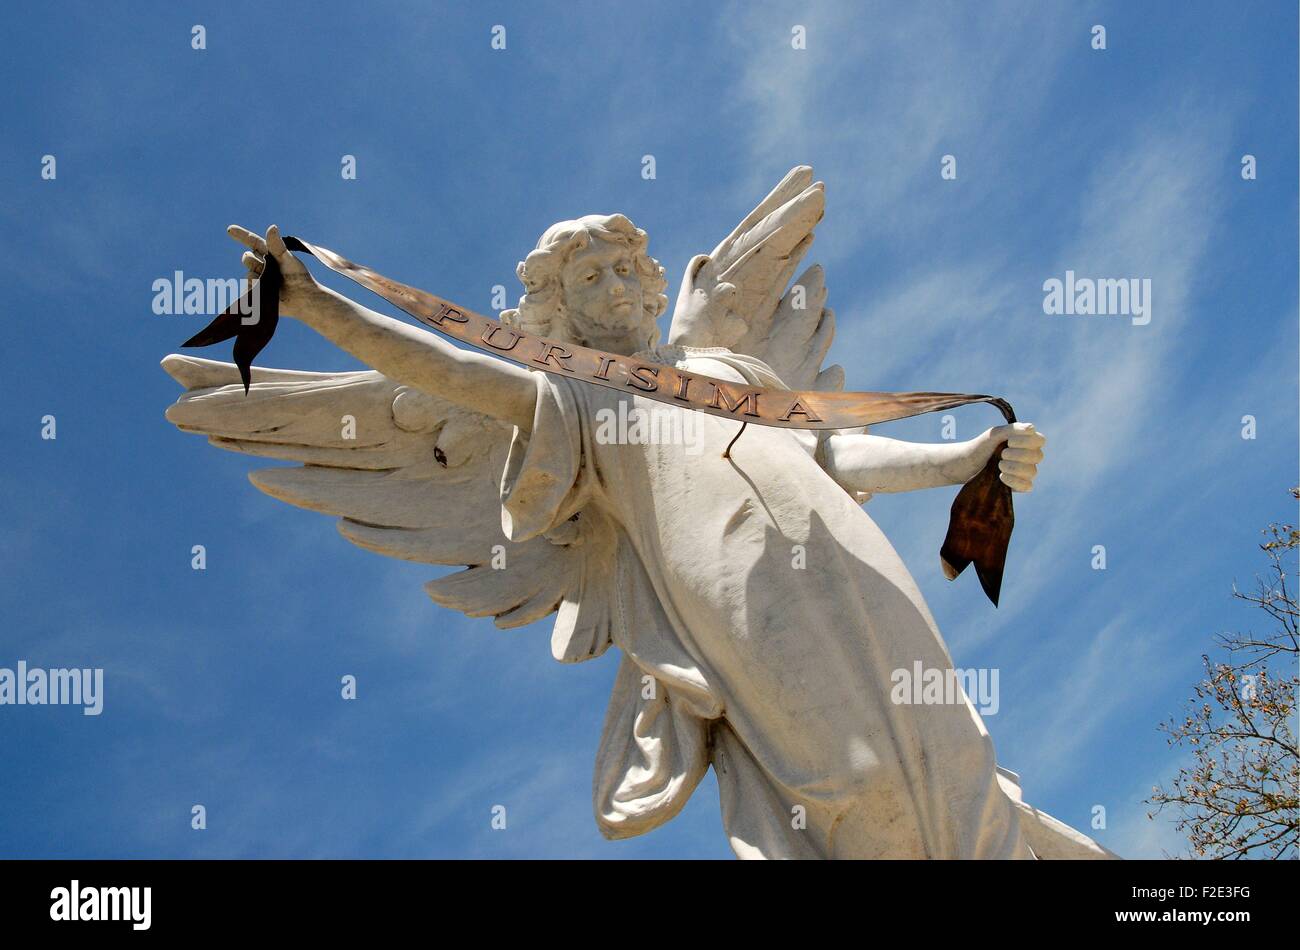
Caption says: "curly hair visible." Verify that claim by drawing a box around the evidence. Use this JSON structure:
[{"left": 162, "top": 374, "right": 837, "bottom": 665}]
[{"left": 501, "top": 213, "right": 668, "bottom": 350}]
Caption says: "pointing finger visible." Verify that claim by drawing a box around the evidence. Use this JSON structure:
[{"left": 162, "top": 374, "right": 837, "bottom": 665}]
[
  {"left": 266, "top": 224, "right": 289, "bottom": 260},
  {"left": 228, "top": 224, "right": 268, "bottom": 254}
]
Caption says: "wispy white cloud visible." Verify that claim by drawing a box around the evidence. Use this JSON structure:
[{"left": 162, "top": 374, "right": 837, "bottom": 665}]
[
  {"left": 720, "top": 0, "right": 1073, "bottom": 253},
  {"left": 710, "top": 0, "right": 1271, "bottom": 854},
  {"left": 4, "top": 1, "right": 1286, "bottom": 862}
]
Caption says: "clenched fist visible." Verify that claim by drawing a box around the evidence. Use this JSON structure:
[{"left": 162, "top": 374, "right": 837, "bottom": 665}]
[{"left": 982, "top": 422, "right": 1046, "bottom": 492}]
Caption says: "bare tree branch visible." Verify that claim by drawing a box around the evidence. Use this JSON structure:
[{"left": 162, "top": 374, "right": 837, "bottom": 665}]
[{"left": 1147, "top": 489, "right": 1300, "bottom": 859}]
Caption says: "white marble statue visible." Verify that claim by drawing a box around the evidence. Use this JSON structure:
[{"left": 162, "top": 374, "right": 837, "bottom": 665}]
[{"left": 163, "top": 167, "right": 1114, "bottom": 859}]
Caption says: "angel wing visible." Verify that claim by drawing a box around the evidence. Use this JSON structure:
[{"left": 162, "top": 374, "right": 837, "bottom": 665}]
[
  {"left": 668, "top": 165, "right": 844, "bottom": 394},
  {"left": 161, "top": 353, "right": 619, "bottom": 663}
]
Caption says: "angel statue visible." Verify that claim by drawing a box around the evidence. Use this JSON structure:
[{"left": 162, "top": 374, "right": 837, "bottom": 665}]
[{"left": 163, "top": 166, "right": 1114, "bottom": 859}]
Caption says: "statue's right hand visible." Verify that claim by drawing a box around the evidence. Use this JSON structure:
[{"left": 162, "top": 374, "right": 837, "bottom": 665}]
[{"left": 228, "top": 223, "right": 318, "bottom": 314}]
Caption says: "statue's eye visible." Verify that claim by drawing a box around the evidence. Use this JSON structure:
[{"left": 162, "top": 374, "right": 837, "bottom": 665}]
[{"left": 584, "top": 271, "right": 598, "bottom": 283}]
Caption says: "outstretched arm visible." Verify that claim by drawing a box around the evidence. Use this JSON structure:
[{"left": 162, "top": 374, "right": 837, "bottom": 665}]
[
  {"left": 232, "top": 224, "right": 538, "bottom": 432},
  {"left": 822, "top": 424, "right": 1046, "bottom": 495}
]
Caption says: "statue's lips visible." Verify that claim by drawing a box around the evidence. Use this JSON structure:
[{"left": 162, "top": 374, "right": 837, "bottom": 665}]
[{"left": 591, "top": 299, "right": 639, "bottom": 329}]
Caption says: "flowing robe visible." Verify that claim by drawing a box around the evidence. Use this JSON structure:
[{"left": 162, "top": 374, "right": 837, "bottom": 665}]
[{"left": 499, "top": 345, "right": 1105, "bottom": 859}]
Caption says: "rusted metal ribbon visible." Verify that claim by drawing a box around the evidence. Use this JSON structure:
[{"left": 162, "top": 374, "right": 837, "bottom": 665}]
[{"left": 181, "top": 237, "right": 1018, "bottom": 605}]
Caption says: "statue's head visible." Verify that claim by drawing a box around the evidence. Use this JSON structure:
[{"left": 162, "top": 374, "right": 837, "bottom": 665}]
[{"left": 502, "top": 213, "right": 668, "bottom": 355}]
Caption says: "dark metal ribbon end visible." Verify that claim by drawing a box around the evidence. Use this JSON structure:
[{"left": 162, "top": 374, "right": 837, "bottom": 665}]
[
  {"left": 939, "top": 443, "right": 1015, "bottom": 607},
  {"left": 181, "top": 256, "right": 282, "bottom": 394}
]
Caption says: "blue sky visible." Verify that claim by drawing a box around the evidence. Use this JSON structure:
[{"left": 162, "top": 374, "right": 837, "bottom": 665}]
[{"left": 0, "top": 1, "right": 1295, "bottom": 858}]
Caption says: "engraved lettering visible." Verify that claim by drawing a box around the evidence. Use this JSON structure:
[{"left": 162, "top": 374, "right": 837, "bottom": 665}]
[
  {"left": 626, "top": 364, "right": 660, "bottom": 392},
  {"left": 430, "top": 304, "right": 469, "bottom": 326},
  {"left": 708, "top": 384, "right": 761, "bottom": 417},
  {"left": 594, "top": 355, "right": 617, "bottom": 380},
  {"left": 481, "top": 325, "right": 522, "bottom": 351},
  {"left": 779, "top": 397, "right": 823, "bottom": 422},
  {"left": 533, "top": 342, "right": 575, "bottom": 372}
]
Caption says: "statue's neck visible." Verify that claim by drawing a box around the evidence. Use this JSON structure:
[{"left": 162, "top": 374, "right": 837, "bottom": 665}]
[
  {"left": 569, "top": 329, "right": 650, "bottom": 356},
  {"left": 632, "top": 343, "right": 733, "bottom": 366}
]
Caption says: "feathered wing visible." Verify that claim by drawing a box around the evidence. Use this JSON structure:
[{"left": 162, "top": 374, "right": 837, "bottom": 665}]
[
  {"left": 161, "top": 354, "right": 619, "bottom": 663},
  {"left": 669, "top": 165, "right": 845, "bottom": 394}
]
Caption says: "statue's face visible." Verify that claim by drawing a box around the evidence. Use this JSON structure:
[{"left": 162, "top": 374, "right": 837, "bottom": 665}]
[{"left": 559, "top": 235, "right": 646, "bottom": 351}]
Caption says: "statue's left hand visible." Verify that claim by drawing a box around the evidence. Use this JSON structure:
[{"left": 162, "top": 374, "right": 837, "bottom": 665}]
[
  {"left": 228, "top": 223, "right": 320, "bottom": 315},
  {"left": 983, "top": 423, "right": 1046, "bottom": 492}
]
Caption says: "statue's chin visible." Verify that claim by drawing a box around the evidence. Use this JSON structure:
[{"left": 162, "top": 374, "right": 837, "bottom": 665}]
[
  {"left": 569, "top": 308, "right": 647, "bottom": 351},
  {"left": 595, "top": 306, "right": 642, "bottom": 331}
]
